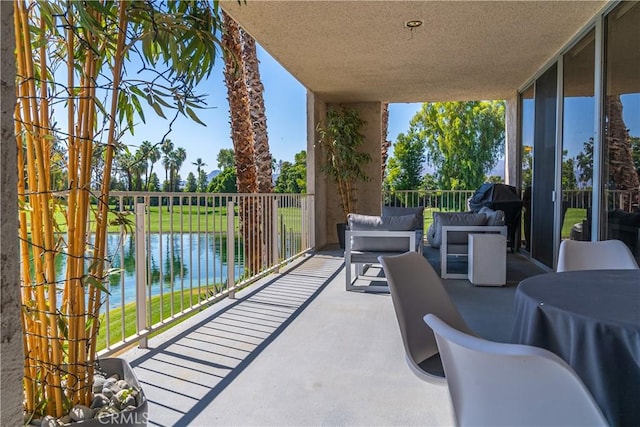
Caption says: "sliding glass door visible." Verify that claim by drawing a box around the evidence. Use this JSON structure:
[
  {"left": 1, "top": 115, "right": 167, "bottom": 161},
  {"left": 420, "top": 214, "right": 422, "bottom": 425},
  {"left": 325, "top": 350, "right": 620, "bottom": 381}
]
[{"left": 531, "top": 64, "right": 558, "bottom": 268}]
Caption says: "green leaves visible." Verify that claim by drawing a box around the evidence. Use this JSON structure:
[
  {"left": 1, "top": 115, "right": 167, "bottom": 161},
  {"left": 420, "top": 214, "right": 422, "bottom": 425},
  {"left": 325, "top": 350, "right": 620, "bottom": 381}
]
[
  {"left": 317, "top": 107, "right": 372, "bottom": 219},
  {"left": 407, "top": 101, "right": 505, "bottom": 190}
]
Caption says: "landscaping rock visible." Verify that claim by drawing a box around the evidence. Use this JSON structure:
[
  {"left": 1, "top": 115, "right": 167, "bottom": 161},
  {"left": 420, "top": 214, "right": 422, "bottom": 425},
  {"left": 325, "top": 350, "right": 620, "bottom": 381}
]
[
  {"left": 116, "top": 379, "right": 131, "bottom": 390},
  {"left": 69, "top": 405, "right": 93, "bottom": 422},
  {"left": 40, "top": 415, "right": 57, "bottom": 427},
  {"left": 92, "top": 375, "right": 106, "bottom": 393},
  {"left": 112, "top": 389, "right": 137, "bottom": 410},
  {"left": 90, "top": 393, "right": 110, "bottom": 409}
]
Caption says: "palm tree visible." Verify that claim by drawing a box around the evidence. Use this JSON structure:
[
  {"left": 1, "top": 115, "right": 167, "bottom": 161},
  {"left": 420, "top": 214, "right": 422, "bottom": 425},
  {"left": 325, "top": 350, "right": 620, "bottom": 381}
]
[
  {"left": 222, "top": 11, "right": 260, "bottom": 274},
  {"left": 241, "top": 29, "right": 272, "bottom": 193},
  {"left": 116, "top": 150, "right": 136, "bottom": 192},
  {"left": 140, "top": 140, "right": 161, "bottom": 191},
  {"left": 133, "top": 150, "right": 147, "bottom": 192},
  {"left": 161, "top": 138, "right": 174, "bottom": 187},
  {"left": 172, "top": 146, "right": 187, "bottom": 190},
  {"left": 192, "top": 157, "right": 207, "bottom": 176}
]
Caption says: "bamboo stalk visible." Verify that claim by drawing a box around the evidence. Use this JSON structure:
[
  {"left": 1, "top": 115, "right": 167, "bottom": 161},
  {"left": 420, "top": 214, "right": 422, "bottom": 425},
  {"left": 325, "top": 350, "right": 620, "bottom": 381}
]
[
  {"left": 86, "top": 0, "right": 130, "bottom": 403},
  {"left": 64, "top": 5, "right": 80, "bottom": 401},
  {"left": 34, "top": 10, "right": 64, "bottom": 416},
  {"left": 14, "top": 1, "right": 61, "bottom": 416}
]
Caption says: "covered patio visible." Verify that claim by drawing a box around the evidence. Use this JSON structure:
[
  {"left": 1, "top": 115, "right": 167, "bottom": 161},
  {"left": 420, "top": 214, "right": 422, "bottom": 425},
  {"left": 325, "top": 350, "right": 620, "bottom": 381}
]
[{"left": 120, "top": 249, "right": 543, "bottom": 426}]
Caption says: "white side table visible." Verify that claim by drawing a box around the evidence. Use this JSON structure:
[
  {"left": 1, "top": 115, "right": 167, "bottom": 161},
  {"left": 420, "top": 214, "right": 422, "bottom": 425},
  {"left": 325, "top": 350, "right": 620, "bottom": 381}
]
[{"left": 468, "top": 233, "right": 506, "bottom": 286}]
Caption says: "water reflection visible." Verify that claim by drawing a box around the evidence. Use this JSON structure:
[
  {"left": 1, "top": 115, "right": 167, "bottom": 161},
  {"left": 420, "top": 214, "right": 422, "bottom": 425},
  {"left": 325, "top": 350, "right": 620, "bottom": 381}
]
[{"left": 53, "top": 233, "right": 244, "bottom": 311}]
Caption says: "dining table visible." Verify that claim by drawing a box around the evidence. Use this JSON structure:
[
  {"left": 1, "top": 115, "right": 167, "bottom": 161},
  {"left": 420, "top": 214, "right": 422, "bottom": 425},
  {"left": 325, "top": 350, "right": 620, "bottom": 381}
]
[{"left": 511, "top": 269, "right": 640, "bottom": 427}]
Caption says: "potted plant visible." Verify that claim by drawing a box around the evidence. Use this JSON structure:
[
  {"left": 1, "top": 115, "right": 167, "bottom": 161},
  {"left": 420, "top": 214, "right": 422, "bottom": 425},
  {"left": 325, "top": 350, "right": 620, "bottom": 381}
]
[
  {"left": 317, "top": 106, "right": 372, "bottom": 248},
  {"left": 13, "top": 2, "right": 224, "bottom": 425}
]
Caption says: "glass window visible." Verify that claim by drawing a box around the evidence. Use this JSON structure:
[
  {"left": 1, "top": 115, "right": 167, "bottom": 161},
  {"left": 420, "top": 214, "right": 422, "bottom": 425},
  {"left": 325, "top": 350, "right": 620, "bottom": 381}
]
[
  {"left": 562, "top": 29, "right": 595, "bottom": 243},
  {"left": 603, "top": 2, "right": 640, "bottom": 260}
]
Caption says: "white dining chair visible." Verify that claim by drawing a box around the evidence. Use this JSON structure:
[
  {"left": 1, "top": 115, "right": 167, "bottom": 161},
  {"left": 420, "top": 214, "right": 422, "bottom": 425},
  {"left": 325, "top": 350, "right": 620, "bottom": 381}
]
[
  {"left": 378, "top": 251, "right": 475, "bottom": 383},
  {"left": 557, "top": 239, "right": 639, "bottom": 272},
  {"left": 424, "top": 313, "right": 609, "bottom": 427}
]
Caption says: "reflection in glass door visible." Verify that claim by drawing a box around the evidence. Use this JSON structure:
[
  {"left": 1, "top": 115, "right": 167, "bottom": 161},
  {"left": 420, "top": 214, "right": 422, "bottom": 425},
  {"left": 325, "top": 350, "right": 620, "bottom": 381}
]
[
  {"left": 603, "top": 2, "right": 640, "bottom": 261},
  {"left": 531, "top": 64, "right": 558, "bottom": 268},
  {"left": 561, "top": 30, "right": 595, "bottom": 244}
]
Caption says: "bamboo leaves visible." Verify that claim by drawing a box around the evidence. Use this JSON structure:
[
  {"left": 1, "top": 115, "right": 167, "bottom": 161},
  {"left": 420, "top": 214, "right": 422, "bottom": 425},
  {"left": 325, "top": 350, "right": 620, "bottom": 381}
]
[
  {"left": 317, "top": 107, "right": 371, "bottom": 221},
  {"left": 15, "top": 0, "right": 226, "bottom": 419}
]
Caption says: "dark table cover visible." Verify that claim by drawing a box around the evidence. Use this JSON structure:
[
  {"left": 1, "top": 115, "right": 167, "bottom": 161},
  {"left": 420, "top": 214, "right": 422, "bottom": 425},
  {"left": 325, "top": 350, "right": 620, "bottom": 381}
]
[{"left": 512, "top": 270, "right": 640, "bottom": 427}]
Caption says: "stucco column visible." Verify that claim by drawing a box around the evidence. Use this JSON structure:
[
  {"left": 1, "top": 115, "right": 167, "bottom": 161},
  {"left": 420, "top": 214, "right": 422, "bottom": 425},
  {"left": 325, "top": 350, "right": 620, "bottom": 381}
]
[
  {"left": 1, "top": 2, "right": 24, "bottom": 424},
  {"left": 309, "top": 99, "right": 383, "bottom": 247},
  {"left": 307, "top": 91, "right": 327, "bottom": 248},
  {"left": 504, "top": 94, "right": 518, "bottom": 187}
]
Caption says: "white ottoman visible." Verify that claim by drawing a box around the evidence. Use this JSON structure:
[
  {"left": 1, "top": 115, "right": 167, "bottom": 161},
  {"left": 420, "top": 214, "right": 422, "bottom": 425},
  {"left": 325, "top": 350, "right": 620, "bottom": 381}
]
[{"left": 468, "top": 233, "right": 506, "bottom": 286}]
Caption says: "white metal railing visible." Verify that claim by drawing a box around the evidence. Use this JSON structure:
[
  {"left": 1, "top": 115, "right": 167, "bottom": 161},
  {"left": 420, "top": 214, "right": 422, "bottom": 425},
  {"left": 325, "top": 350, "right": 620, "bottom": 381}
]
[
  {"left": 383, "top": 189, "right": 476, "bottom": 212},
  {"left": 563, "top": 189, "right": 639, "bottom": 212},
  {"left": 97, "top": 191, "right": 314, "bottom": 356},
  {"left": 384, "top": 189, "right": 639, "bottom": 212}
]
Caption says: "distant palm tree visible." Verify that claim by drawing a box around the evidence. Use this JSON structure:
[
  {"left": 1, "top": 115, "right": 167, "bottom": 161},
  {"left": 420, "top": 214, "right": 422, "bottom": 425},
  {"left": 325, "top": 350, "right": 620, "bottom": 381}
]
[
  {"left": 161, "top": 139, "right": 174, "bottom": 186},
  {"left": 192, "top": 157, "right": 207, "bottom": 176},
  {"left": 133, "top": 150, "right": 147, "bottom": 191},
  {"left": 140, "top": 140, "right": 161, "bottom": 191},
  {"left": 173, "top": 147, "right": 187, "bottom": 189}
]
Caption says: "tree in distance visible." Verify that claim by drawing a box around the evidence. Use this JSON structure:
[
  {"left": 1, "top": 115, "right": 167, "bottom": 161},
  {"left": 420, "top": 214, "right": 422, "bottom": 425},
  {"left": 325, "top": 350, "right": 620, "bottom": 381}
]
[{"left": 406, "top": 101, "right": 505, "bottom": 190}]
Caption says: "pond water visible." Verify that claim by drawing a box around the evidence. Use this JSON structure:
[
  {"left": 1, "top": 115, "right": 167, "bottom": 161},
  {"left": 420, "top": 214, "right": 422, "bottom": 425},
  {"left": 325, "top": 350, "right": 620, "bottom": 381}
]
[{"left": 51, "top": 233, "right": 244, "bottom": 311}]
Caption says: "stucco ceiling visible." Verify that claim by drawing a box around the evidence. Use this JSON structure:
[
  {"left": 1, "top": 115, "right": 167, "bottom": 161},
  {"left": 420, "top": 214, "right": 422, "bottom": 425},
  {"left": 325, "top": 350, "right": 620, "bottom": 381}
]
[{"left": 221, "top": 0, "right": 608, "bottom": 103}]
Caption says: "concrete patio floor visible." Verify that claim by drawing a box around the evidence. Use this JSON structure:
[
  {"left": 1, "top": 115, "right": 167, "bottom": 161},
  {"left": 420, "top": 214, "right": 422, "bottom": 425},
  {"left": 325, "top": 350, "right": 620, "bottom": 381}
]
[{"left": 121, "top": 248, "right": 544, "bottom": 427}]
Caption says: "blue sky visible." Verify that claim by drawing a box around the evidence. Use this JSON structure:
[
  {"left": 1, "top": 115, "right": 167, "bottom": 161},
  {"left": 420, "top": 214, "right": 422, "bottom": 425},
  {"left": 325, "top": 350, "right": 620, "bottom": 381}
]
[{"left": 121, "top": 44, "right": 422, "bottom": 178}]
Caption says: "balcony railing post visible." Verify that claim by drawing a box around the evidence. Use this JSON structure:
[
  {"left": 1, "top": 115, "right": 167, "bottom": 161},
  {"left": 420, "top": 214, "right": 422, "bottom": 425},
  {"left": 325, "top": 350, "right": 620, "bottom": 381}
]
[
  {"left": 135, "top": 202, "right": 148, "bottom": 349},
  {"left": 227, "top": 200, "right": 236, "bottom": 298},
  {"left": 309, "top": 195, "right": 315, "bottom": 249},
  {"left": 272, "top": 198, "right": 279, "bottom": 272}
]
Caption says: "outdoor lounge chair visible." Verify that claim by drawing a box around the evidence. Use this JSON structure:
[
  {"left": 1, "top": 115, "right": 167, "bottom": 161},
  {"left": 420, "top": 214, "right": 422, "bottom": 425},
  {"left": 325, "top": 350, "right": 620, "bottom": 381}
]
[{"left": 344, "top": 213, "right": 417, "bottom": 292}]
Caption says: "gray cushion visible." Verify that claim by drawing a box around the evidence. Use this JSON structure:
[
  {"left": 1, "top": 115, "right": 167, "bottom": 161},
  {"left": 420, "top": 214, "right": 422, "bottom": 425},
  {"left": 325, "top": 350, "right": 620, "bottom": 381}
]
[
  {"left": 348, "top": 213, "right": 417, "bottom": 251},
  {"left": 479, "top": 207, "right": 505, "bottom": 226},
  {"left": 381, "top": 206, "right": 424, "bottom": 231},
  {"left": 429, "top": 212, "right": 488, "bottom": 248}
]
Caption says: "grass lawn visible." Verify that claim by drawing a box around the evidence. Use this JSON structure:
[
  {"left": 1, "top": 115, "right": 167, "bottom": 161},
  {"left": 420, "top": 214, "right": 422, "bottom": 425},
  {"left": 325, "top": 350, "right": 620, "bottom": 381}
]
[
  {"left": 562, "top": 208, "right": 586, "bottom": 239},
  {"left": 97, "top": 285, "right": 221, "bottom": 350},
  {"left": 42, "top": 205, "right": 303, "bottom": 234}
]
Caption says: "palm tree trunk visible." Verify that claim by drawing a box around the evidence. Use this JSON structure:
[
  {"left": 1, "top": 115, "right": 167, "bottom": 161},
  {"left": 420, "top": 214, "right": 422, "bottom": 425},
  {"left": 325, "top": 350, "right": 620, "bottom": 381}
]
[
  {"left": 222, "top": 11, "right": 261, "bottom": 274},
  {"left": 241, "top": 29, "right": 272, "bottom": 265},
  {"left": 241, "top": 29, "right": 272, "bottom": 193},
  {"left": 606, "top": 95, "right": 640, "bottom": 210}
]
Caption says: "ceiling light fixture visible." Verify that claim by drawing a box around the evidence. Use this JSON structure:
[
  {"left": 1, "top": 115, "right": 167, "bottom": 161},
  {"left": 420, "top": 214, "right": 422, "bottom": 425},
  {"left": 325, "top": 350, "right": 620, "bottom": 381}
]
[{"left": 405, "top": 20, "right": 423, "bottom": 29}]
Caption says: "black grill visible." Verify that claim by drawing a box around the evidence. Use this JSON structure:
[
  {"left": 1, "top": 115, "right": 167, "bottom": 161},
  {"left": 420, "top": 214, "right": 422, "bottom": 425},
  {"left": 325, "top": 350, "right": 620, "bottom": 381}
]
[{"left": 469, "top": 183, "right": 523, "bottom": 251}]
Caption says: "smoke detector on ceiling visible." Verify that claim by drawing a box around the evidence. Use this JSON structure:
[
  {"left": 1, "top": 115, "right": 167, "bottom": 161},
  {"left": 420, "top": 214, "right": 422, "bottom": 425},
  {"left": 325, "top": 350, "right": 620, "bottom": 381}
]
[{"left": 405, "top": 20, "right": 423, "bottom": 29}]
